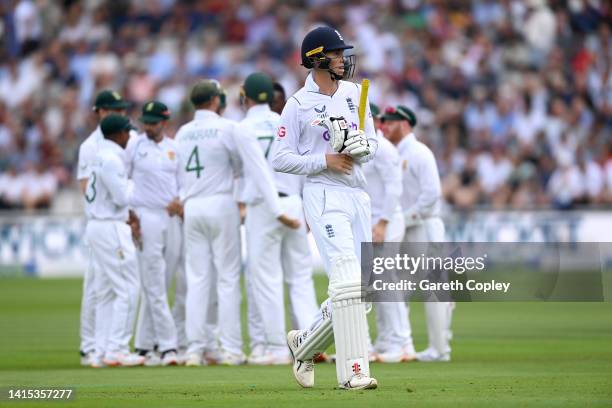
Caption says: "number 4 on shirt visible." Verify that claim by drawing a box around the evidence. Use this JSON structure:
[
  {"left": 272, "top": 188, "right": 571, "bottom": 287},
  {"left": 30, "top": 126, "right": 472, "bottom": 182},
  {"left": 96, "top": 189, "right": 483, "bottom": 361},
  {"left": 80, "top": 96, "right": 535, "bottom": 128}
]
[{"left": 185, "top": 146, "right": 204, "bottom": 178}]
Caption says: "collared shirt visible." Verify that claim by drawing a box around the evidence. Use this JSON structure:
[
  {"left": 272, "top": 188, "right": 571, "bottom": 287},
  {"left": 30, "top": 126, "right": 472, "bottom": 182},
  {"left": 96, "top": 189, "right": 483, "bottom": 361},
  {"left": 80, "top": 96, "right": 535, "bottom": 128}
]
[
  {"left": 77, "top": 126, "right": 104, "bottom": 181},
  {"left": 85, "top": 139, "right": 132, "bottom": 221},
  {"left": 125, "top": 133, "right": 180, "bottom": 209},
  {"left": 271, "top": 73, "right": 378, "bottom": 190},
  {"left": 175, "top": 109, "right": 282, "bottom": 216},
  {"left": 397, "top": 133, "right": 441, "bottom": 218},
  {"left": 239, "top": 104, "right": 303, "bottom": 205},
  {"left": 363, "top": 132, "right": 403, "bottom": 224}
]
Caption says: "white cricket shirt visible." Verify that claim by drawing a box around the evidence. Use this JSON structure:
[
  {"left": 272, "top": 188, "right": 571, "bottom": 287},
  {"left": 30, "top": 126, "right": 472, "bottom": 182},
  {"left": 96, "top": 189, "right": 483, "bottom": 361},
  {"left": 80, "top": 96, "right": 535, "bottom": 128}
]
[
  {"left": 271, "top": 73, "right": 378, "bottom": 190},
  {"left": 85, "top": 139, "right": 132, "bottom": 222},
  {"left": 239, "top": 104, "right": 303, "bottom": 204},
  {"left": 363, "top": 133, "right": 403, "bottom": 224},
  {"left": 176, "top": 109, "right": 282, "bottom": 217},
  {"left": 397, "top": 133, "right": 441, "bottom": 219},
  {"left": 76, "top": 126, "right": 104, "bottom": 181},
  {"left": 125, "top": 133, "right": 180, "bottom": 209}
]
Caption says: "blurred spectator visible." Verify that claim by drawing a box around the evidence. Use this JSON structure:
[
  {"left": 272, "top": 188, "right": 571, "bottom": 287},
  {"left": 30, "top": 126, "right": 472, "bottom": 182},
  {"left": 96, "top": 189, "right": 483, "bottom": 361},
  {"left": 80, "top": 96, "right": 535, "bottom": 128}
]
[
  {"left": 13, "top": 0, "right": 42, "bottom": 56},
  {"left": 547, "top": 152, "right": 582, "bottom": 209},
  {"left": 0, "top": 166, "right": 25, "bottom": 209},
  {"left": 0, "top": 0, "right": 609, "bottom": 212}
]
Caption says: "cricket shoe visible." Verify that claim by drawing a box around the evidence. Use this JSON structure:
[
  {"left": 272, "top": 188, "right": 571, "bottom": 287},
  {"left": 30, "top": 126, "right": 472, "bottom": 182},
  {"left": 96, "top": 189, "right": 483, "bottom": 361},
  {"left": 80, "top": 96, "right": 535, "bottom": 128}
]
[
  {"left": 161, "top": 350, "right": 178, "bottom": 366},
  {"left": 287, "top": 330, "right": 314, "bottom": 388},
  {"left": 415, "top": 347, "right": 450, "bottom": 362},
  {"left": 217, "top": 349, "right": 246, "bottom": 366},
  {"left": 246, "top": 344, "right": 266, "bottom": 365},
  {"left": 103, "top": 352, "right": 145, "bottom": 367},
  {"left": 80, "top": 350, "right": 95, "bottom": 366},
  {"left": 185, "top": 353, "right": 204, "bottom": 367},
  {"left": 377, "top": 345, "right": 417, "bottom": 363},
  {"left": 142, "top": 351, "right": 161, "bottom": 367},
  {"left": 89, "top": 355, "right": 106, "bottom": 368},
  {"left": 204, "top": 349, "right": 222, "bottom": 365},
  {"left": 402, "top": 345, "right": 417, "bottom": 362},
  {"left": 376, "top": 349, "right": 404, "bottom": 363},
  {"left": 340, "top": 374, "right": 378, "bottom": 390},
  {"left": 176, "top": 348, "right": 188, "bottom": 365},
  {"left": 248, "top": 351, "right": 292, "bottom": 365}
]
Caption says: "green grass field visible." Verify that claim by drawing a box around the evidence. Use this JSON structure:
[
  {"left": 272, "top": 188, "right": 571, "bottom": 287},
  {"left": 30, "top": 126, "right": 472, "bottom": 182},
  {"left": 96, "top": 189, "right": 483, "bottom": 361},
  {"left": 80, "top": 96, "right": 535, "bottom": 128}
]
[{"left": 0, "top": 276, "right": 611, "bottom": 408}]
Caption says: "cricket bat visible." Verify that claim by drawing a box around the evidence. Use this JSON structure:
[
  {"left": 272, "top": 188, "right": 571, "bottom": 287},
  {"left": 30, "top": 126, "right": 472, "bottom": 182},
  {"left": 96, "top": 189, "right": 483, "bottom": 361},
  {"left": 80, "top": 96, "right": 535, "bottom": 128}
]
[{"left": 357, "top": 78, "right": 369, "bottom": 131}]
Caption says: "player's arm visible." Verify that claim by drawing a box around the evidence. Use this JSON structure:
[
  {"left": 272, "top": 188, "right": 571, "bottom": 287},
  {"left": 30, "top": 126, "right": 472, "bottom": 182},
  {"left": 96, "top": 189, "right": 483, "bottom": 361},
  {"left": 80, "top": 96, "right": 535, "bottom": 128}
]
[
  {"left": 174, "top": 127, "right": 190, "bottom": 203},
  {"left": 123, "top": 134, "right": 139, "bottom": 178},
  {"left": 99, "top": 156, "right": 132, "bottom": 208},
  {"left": 234, "top": 122, "right": 300, "bottom": 229},
  {"left": 271, "top": 98, "right": 327, "bottom": 175},
  {"left": 76, "top": 143, "right": 91, "bottom": 194},
  {"left": 377, "top": 144, "right": 403, "bottom": 222},
  {"left": 166, "top": 139, "right": 184, "bottom": 218},
  {"left": 409, "top": 148, "right": 441, "bottom": 220}
]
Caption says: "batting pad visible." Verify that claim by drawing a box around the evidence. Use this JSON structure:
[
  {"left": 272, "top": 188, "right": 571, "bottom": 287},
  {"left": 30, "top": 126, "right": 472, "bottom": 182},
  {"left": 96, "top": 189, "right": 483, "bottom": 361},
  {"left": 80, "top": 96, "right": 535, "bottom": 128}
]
[
  {"left": 294, "top": 299, "right": 334, "bottom": 361},
  {"left": 329, "top": 256, "right": 370, "bottom": 386}
]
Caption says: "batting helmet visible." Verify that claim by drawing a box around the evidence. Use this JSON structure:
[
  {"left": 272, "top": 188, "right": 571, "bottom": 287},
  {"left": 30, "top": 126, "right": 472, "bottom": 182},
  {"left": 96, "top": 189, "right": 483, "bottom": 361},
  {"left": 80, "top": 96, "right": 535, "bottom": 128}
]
[{"left": 301, "top": 26, "right": 356, "bottom": 80}]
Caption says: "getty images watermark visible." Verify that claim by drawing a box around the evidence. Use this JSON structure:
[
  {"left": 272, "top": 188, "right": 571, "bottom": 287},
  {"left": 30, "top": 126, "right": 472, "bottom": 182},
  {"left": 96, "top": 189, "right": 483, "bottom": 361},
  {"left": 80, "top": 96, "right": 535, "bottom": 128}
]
[
  {"left": 361, "top": 242, "right": 610, "bottom": 302},
  {"left": 370, "top": 253, "right": 510, "bottom": 294}
]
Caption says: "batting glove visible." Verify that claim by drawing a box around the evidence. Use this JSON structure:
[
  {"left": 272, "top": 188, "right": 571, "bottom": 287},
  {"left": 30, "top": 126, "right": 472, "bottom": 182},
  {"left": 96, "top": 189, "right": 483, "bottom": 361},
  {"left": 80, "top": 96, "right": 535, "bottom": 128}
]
[
  {"left": 319, "top": 116, "right": 349, "bottom": 152},
  {"left": 344, "top": 130, "right": 371, "bottom": 158}
]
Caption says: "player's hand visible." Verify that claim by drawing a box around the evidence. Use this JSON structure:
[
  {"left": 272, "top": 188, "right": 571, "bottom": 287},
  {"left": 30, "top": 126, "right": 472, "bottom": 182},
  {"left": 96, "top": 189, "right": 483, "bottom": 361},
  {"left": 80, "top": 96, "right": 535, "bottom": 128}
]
[
  {"left": 325, "top": 153, "right": 353, "bottom": 175},
  {"left": 238, "top": 202, "right": 246, "bottom": 225},
  {"left": 166, "top": 198, "right": 184, "bottom": 219},
  {"left": 128, "top": 210, "right": 143, "bottom": 250},
  {"left": 344, "top": 130, "right": 371, "bottom": 158},
  {"left": 372, "top": 219, "right": 388, "bottom": 243},
  {"left": 277, "top": 214, "right": 301, "bottom": 229}
]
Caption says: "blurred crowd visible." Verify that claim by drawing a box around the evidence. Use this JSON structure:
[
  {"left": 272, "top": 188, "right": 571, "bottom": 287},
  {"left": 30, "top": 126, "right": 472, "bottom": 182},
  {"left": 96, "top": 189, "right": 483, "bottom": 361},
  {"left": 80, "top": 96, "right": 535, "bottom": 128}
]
[{"left": 0, "top": 0, "right": 610, "bottom": 211}]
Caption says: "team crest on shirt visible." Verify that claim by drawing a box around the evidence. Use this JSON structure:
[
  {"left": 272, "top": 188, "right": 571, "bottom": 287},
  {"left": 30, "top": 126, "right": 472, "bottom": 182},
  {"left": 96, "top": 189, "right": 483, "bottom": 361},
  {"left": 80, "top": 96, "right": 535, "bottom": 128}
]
[
  {"left": 346, "top": 97, "right": 356, "bottom": 113},
  {"left": 311, "top": 105, "right": 329, "bottom": 122},
  {"left": 402, "top": 159, "right": 408, "bottom": 170},
  {"left": 167, "top": 151, "right": 176, "bottom": 161},
  {"left": 325, "top": 224, "right": 335, "bottom": 238}
]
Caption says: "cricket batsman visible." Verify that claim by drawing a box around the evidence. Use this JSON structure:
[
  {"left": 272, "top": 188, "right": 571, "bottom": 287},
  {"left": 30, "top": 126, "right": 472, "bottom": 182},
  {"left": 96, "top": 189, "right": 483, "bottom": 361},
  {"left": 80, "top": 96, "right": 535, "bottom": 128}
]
[{"left": 271, "top": 26, "right": 379, "bottom": 390}]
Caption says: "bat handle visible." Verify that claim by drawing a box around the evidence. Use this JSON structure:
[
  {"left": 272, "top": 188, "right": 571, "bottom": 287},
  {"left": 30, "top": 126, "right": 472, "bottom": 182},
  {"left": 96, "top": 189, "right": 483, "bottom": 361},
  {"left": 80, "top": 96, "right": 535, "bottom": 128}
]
[{"left": 358, "top": 79, "right": 369, "bottom": 131}]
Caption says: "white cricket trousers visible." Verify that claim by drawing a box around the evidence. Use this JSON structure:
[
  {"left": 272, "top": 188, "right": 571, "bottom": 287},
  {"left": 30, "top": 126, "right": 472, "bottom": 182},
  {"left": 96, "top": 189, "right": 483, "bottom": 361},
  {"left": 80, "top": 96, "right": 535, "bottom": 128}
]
[
  {"left": 404, "top": 217, "right": 453, "bottom": 356},
  {"left": 245, "top": 195, "right": 319, "bottom": 354},
  {"left": 303, "top": 184, "right": 372, "bottom": 270},
  {"left": 373, "top": 211, "right": 415, "bottom": 353},
  {"left": 86, "top": 220, "right": 139, "bottom": 356},
  {"left": 185, "top": 194, "right": 242, "bottom": 355},
  {"left": 80, "top": 230, "right": 96, "bottom": 354},
  {"left": 304, "top": 186, "right": 370, "bottom": 321},
  {"left": 134, "top": 207, "right": 179, "bottom": 352}
]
